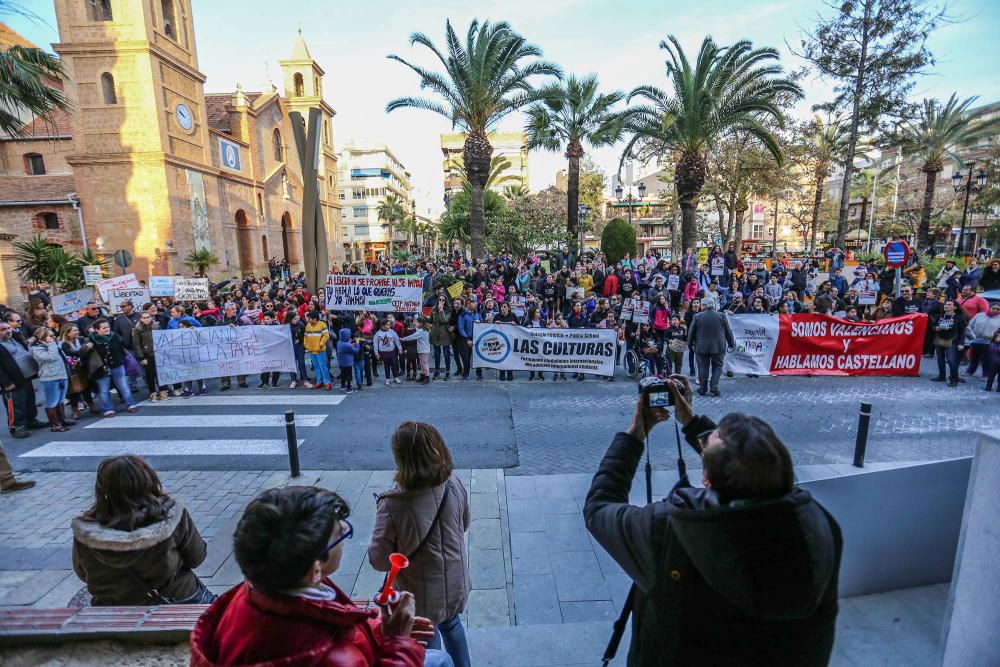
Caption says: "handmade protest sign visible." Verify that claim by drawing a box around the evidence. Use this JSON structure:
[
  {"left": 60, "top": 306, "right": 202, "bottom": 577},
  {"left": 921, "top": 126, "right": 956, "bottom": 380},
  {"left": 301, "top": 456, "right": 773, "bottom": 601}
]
[
  {"left": 711, "top": 256, "right": 725, "bottom": 276},
  {"left": 667, "top": 274, "right": 680, "bottom": 291},
  {"left": 82, "top": 265, "right": 103, "bottom": 286},
  {"left": 471, "top": 322, "right": 617, "bottom": 376},
  {"left": 620, "top": 299, "right": 636, "bottom": 321},
  {"left": 174, "top": 278, "right": 210, "bottom": 301},
  {"left": 326, "top": 274, "right": 422, "bottom": 312},
  {"left": 565, "top": 286, "right": 584, "bottom": 302},
  {"left": 107, "top": 287, "right": 150, "bottom": 313},
  {"left": 510, "top": 295, "right": 525, "bottom": 318},
  {"left": 631, "top": 300, "right": 650, "bottom": 324},
  {"left": 447, "top": 281, "right": 465, "bottom": 300},
  {"left": 52, "top": 288, "right": 93, "bottom": 315},
  {"left": 149, "top": 276, "right": 177, "bottom": 297},
  {"left": 153, "top": 324, "right": 295, "bottom": 384},
  {"left": 95, "top": 274, "right": 139, "bottom": 302}
]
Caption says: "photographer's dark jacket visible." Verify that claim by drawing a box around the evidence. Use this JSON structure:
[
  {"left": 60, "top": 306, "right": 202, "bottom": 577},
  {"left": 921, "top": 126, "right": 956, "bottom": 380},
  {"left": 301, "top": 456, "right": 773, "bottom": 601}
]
[{"left": 584, "top": 419, "right": 842, "bottom": 667}]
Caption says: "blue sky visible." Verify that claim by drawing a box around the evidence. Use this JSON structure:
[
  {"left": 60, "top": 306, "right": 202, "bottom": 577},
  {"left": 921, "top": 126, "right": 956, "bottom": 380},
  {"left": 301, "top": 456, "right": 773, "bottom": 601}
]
[{"left": 8, "top": 0, "right": 1000, "bottom": 215}]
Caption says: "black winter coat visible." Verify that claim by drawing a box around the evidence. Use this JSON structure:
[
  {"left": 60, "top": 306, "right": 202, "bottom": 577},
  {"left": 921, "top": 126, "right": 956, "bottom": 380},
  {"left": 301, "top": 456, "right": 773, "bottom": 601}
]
[{"left": 584, "top": 424, "right": 841, "bottom": 667}]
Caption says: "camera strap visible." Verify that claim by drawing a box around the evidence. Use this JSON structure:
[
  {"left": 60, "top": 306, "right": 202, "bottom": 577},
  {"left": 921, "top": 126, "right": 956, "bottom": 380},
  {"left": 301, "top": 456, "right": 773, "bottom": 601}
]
[{"left": 602, "top": 420, "right": 687, "bottom": 666}]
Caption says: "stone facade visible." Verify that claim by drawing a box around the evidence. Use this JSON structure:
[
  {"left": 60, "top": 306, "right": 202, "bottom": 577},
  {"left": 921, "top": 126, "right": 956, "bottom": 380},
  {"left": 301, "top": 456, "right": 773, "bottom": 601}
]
[{"left": 0, "top": 4, "right": 342, "bottom": 306}]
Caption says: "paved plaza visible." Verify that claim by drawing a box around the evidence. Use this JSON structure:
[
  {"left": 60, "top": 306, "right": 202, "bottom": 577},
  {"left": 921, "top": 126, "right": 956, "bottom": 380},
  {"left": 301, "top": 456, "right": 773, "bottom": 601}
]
[{"left": 1, "top": 362, "right": 994, "bottom": 665}]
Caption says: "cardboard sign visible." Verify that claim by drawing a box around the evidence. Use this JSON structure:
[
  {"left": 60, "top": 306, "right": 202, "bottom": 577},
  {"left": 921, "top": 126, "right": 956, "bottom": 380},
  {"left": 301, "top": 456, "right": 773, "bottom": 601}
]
[
  {"left": 174, "top": 277, "right": 210, "bottom": 301},
  {"left": 108, "top": 287, "right": 150, "bottom": 313},
  {"left": 149, "top": 276, "right": 177, "bottom": 297},
  {"left": 82, "top": 265, "right": 103, "bottom": 286},
  {"left": 711, "top": 256, "right": 725, "bottom": 276},
  {"left": 667, "top": 274, "right": 680, "bottom": 291},
  {"left": 95, "top": 274, "right": 140, "bottom": 302},
  {"left": 51, "top": 288, "right": 93, "bottom": 315},
  {"left": 447, "top": 281, "right": 465, "bottom": 300}
]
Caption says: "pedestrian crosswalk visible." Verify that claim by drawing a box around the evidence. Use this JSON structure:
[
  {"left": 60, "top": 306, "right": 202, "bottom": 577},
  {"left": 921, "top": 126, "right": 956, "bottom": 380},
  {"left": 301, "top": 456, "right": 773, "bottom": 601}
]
[{"left": 20, "top": 392, "right": 341, "bottom": 459}]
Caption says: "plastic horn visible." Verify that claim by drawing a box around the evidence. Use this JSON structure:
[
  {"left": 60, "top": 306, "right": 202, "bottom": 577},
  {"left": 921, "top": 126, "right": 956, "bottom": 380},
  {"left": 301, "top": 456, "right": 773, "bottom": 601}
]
[{"left": 375, "top": 552, "right": 410, "bottom": 606}]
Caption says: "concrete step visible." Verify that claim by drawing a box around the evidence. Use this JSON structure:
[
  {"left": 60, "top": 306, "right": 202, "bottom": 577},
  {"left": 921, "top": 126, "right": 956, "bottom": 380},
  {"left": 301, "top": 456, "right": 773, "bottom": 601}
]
[{"left": 467, "top": 620, "right": 626, "bottom": 667}]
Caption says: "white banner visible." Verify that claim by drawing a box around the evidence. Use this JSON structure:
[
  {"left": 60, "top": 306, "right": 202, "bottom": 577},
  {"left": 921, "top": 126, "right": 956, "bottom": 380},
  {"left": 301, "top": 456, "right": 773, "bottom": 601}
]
[
  {"left": 108, "top": 287, "right": 150, "bottom": 313},
  {"left": 51, "top": 288, "right": 93, "bottom": 315},
  {"left": 722, "top": 313, "right": 780, "bottom": 376},
  {"left": 153, "top": 324, "right": 295, "bottom": 385},
  {"left": 325, "top": 274, "right": 423, "bottom": 312},
  {"left": 149, "top": 276, "right": 177, "bottom": 297},
  {"left": 174, "top": 277, "right": 210, "bottom": 301},
  {"left": 471, "top": 322, "right": 618, "bottom": 376},
  {"left": 96, "top": 273, "right": 139, "bottom": 302}
]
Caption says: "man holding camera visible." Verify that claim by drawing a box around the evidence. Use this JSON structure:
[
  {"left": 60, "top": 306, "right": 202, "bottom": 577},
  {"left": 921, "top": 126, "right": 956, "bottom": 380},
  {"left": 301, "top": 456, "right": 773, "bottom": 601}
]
[{"left": 584, "top": 376, "right": 842, "bottom": 666}]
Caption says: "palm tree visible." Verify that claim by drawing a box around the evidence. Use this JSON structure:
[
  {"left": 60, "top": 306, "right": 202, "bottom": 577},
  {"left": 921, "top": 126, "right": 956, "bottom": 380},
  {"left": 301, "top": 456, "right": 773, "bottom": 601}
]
[
  {"left": 376, "top": 193, "right": 408, "bottom": 255},
  {"left": 387, "top": 19, "right": 560, "bottom": 259},
  {"left": 807, "top": 115, "right": 852, "bottom": 251},
  {"left": 621, "top": 36, "right": 801, "bottom": 253},
  {"left": 501, "top": 184, "right": 530, "bottom": 201},
  {"left": 525, "top": 74, "right": 625, "bottom": 251},
  {"left": 886, "top": 94, "right": 1000, "bottom": 251},
  {"left": 184, "top": 249, "right": 220, "bottom": 276},
  {"left": 450, "top": 155, "right": 522, "bottom": 191},
  {"left": 0, "top": 3, "right": 69, "bottom": 136}
]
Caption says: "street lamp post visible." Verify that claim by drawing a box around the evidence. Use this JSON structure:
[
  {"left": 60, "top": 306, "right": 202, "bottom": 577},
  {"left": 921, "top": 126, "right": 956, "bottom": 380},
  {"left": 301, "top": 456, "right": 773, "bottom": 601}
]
[
  {"left": 772, "top": 198, "right": 779, "bottom": 257},
  {"left": 577, "top": 203, "right": 591, "bottom": 252},
  {"left": 615, "top": 181, "right": 646, "bottom": 236},
  {"left": 952, "top": 163, "right": 988, "bottom": 255}
]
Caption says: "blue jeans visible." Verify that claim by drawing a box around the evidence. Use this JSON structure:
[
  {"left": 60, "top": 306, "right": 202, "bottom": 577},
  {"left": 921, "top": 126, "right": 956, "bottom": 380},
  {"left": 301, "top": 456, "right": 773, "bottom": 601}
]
[
  {"left": 293, "top": 344, "right": 309, "bottom": 382},
  {"left": 433, "top": 345, "right": 451, "bottom": 374},
  {"left": 423, "top": 648, "right": 454, "bottom": 667},
  {"left": 95, "top": 364, "right": 135, "bottom": 413},
  {"left": 310, "top": 352, "right": 331, "bottom": 385},
  {"left": 353, "top": 353, "right": 365, "bottom": 386},
  {"left": 41, "top": 379, "right": 67, "bottom": 409},
  {"left": 429, "top": 613, "right": 470, "bottom": 667}
]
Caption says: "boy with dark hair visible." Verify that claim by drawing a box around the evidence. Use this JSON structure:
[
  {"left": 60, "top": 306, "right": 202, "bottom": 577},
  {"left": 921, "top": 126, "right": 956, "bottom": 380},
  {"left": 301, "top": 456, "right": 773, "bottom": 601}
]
[{"left": 191, "top": 486, "right": 453, "bottom": 667}]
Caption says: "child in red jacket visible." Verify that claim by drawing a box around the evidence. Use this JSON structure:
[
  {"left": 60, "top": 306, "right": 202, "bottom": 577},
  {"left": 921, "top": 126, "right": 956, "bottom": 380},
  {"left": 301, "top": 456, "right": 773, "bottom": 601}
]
[{"left": 190, "top": 486, "right": 452, "bottom": 667}]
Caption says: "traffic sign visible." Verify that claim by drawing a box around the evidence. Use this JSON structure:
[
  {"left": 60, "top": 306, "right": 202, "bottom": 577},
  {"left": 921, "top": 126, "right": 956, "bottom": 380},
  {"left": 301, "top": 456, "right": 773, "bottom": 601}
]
[
  {"left": 113, "top": 249, "right": 133, "bottom": 270},
  {"left": 883, "top": 240, "right": 910, "bottom": 268}
]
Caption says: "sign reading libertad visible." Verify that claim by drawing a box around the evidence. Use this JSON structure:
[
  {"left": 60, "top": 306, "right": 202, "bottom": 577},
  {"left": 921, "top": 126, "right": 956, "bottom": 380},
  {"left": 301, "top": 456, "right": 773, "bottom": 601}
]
[{"left": 325, "top": 274, "right": 423, "bottom": 312}]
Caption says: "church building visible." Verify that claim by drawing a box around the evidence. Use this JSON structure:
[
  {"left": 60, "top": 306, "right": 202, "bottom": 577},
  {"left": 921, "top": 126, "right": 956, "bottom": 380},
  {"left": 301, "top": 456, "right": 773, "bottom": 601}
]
[{"left": 0, "top": 1, "right": 343, "bottom": 305}]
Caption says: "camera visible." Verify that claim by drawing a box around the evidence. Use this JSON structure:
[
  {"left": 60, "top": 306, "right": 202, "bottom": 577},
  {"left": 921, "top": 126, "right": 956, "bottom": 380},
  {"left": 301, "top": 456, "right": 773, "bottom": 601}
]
[{"left": 639, "top": 376, "right": 675, "bottom": 408}]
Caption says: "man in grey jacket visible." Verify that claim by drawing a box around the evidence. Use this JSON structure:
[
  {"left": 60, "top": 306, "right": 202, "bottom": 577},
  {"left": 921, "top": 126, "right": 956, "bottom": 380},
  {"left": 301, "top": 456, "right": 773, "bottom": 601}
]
[{"left": 687, "top": 301, "right": 735, "bottom": 397}]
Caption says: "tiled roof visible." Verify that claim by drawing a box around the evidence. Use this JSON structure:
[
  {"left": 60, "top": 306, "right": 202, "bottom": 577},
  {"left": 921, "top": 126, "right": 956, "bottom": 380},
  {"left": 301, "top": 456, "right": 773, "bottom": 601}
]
[
  {"left": 16, "top": 108, "right": 73, "bottom": 138},
  {"left": 205, "top": 94, "right": 231, "bottom": 134},
  {"left": 205, "top": 91, "right": 264, "bottom": 134},
  {"left": 0, "top": 21, "right": 37, "bottom": 50},
  {"left": 0, "top": 175, "right": 76, "bottom": 204}
]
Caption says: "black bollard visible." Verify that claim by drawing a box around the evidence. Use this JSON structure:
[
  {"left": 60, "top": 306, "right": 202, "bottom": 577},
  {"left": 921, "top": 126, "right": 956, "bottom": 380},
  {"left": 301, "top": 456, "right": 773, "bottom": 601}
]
[
  {"left": 853, "top": 402, "right": 872, "bottom": 468},
  {"left": 285, "top": 410, "right": 300, "bottom": 477}
]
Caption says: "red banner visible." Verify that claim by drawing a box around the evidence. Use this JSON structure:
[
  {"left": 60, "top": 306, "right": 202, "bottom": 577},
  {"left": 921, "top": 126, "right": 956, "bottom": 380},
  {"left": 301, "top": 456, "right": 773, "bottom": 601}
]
[{"left": 771, "top": 314, "right": 928, "bottom": 376}]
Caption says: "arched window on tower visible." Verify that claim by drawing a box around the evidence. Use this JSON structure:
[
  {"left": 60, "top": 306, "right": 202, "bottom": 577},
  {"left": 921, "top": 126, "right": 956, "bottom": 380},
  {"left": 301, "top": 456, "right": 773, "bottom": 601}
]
[
  {"left": 161, "top": 0, "right": 177, "bottom": 39},
  {"left": 273, "top": 129, "right": 283, "bottom": 162},
  {"left": 87, "top": 0, "right": 113, "bottom": 22},
  {"left": 293, "top": 73, "right": 304, "bottom": 98},
  {"left": 314, "top": 78, "right": 321, "bottom": 97},
  {"left": 100, "top": 73, "right": 117, "bottom": 104}
]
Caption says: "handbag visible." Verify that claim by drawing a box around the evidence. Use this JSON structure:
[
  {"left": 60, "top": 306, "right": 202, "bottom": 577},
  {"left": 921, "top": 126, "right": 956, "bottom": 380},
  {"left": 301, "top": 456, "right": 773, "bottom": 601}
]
[
  {"left": 125, "top": 567, "right": 216, "bottom": 605},
  {"left": 933, "top": 336, "right": 954, "bottom": 348},
  {"left": 123, "top": 352, "right": 142, "bottom": 377}
]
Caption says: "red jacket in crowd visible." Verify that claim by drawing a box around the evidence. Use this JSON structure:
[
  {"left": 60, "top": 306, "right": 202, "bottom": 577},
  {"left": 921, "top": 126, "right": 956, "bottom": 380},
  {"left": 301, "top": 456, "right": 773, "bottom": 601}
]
[
  {"left": 189, "top": 579, "right": 425, "bottom": 667},
  {"left": 602, "top": 273, "right": 619, "bottom": 298}
]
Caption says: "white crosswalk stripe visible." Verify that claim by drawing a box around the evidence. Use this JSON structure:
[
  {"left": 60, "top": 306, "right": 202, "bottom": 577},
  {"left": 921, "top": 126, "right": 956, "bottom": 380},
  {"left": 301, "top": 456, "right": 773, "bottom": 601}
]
[
  {"left": 21, "top": 440, "right": 305, "bottom": 457},
  {"left": 82, "top": 414, "right": 328, "bottom": 429},
  {"left": 138, "top": 395, "right": 346, "bottom": 407}
]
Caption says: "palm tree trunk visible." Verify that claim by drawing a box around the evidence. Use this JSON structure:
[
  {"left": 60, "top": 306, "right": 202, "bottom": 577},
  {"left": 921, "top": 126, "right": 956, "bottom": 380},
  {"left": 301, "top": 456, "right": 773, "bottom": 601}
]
[
  {"left": 917, "top": 167, "right": 938, "bottom": 251},
  {"left": 676, "top": 151, "right": 707, "bottom": 253},
  {"left": 464, "top": 132, "right": 492, "bottom": 259},
  {"left": 810, "top": 174, "right": 823, "bottom": 252},
  {"left": 566, "top": 140, "right": 583, "bottom": 254}
]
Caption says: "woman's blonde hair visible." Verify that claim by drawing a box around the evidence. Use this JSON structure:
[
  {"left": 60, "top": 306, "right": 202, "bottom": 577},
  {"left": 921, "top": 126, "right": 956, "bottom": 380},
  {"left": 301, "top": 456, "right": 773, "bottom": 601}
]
[{"left": 391, "top": 421, "right": 453, "bottom": 490}]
